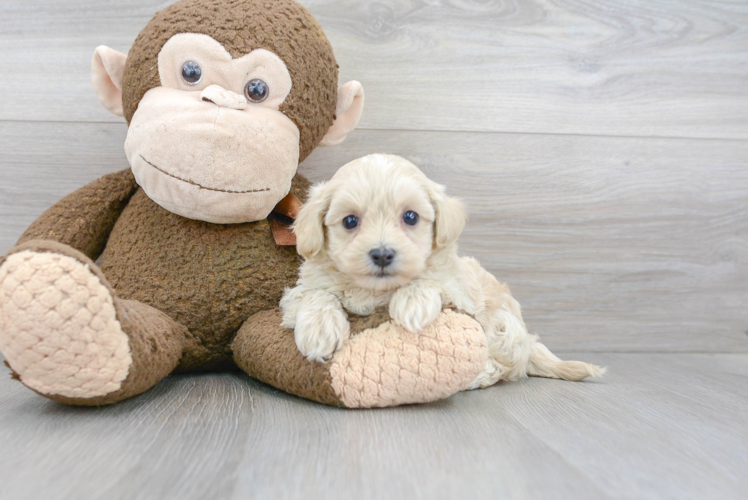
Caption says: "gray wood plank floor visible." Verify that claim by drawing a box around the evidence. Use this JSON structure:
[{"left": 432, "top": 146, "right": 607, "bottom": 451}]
[
  {"left": 1, "top": 353, "right": 746, "bottom": 500},
  {"left": 1, "top": 0, "right": 746, "bottom": 499}
]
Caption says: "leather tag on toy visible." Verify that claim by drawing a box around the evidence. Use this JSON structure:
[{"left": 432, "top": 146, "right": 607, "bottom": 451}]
[
  {"left": 273, "top": 191, "right": 303, "bottom": 220},
  {"left": 269, "top": 192, "right": 303, "bottom": 246}
]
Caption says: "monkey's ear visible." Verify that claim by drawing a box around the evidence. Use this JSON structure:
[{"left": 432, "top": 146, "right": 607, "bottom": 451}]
[
  {"left": 91, "top": 46, "right": 127, "bottom": 117},
  {"left": 319, "top": 81, "right": 365, "bottom": 147}
]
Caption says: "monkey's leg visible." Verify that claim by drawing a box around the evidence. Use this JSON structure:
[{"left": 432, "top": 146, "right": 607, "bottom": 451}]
[
  {"left": 232, "top": 308, "right": 488, "bottom": 408},
  {"left": 0, "top": 241, "right": 185, "bottom": 405}
]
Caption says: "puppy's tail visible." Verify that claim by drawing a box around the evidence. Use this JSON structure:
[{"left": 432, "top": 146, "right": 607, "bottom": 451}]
[{"left": 526, "top": 336, "right": 606, "bottom": 381}]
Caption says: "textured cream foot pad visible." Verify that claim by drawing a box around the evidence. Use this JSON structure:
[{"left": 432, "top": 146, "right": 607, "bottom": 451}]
[
  {"left": 330, "top": 310, "right": 488, "bottom": 408},
  {"left": 0, "top": 251, "right": 132, "bottom": 398}
]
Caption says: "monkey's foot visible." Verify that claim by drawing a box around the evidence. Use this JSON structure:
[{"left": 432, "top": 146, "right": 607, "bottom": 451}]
[
  {"left": 0, "top": 246, "right": 131, "bottom": 400},
  {"left": 0, "top": 241, "right": 185, "bottom": 405},
  {"left": 331, "top": 310, "right": 488, "bottom": 407},
  {"left": 233, "top": 308, "right": 488, "bottom": 408}
]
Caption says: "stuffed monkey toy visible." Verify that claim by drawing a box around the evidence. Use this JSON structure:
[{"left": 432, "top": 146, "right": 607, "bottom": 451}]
[{"left": 0, "top": 0, "right": 487, "bottom": 408}]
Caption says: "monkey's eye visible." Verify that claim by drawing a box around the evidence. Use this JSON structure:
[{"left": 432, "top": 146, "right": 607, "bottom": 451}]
[
  {"left": 181, "top": 61, "right": 202, "bottom": 85},
  {"left": 342, "top": 215, "right": 359, "bottom": 230},
  {"left": 403, "top": 211, "right": 419, "bottom": 226},
  {"left": 244, "top": 79, "right": 269, "bottom": 103}
]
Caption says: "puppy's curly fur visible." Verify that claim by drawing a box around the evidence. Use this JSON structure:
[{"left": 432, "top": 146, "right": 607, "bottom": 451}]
[{"left": 281, "top": 154, "right": 605, "bottom": 387}]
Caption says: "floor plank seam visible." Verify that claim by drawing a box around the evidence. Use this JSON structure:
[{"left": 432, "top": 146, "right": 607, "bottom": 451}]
[
  {"left": 1, "top": 119, "right": 747, "bottom": 143},
  {"left": 503, "top": 408, "right": 617, "bottom": 499}
]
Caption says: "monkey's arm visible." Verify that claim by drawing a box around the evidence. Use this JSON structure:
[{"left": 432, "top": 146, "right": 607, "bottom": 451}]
[{"left": 16, "top": 168, "right": 139, "bottom": 261}]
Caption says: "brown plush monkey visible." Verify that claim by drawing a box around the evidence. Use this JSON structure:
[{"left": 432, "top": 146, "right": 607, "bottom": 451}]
[{"left": 0, "top": 0, "right": 487, "bottom": 408}]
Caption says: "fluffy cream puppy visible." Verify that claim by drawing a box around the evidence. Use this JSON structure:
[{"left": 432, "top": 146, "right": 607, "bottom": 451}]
[{"left": 281, "top": 154, "right": 605, "bottom": 388}]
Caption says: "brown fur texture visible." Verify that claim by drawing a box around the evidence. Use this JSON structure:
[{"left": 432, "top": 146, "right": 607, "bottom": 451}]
[
  {"left": 349, "top": 309, "right": 393, "bottom": 336},
  {"left": 99, "top": 174, "right": 311, "bottom": 370},
  {"left": 17, "top": 169, "right": 139, "bottom": 261},
  {"left": 122, "top": 0, "right": 338, "bottom": 162},
  {"left": 232, "top": 308, "right": 341, "bottom": 406},
  {"left": 4, "top": 360, "right": 21, "bottom": 381}
]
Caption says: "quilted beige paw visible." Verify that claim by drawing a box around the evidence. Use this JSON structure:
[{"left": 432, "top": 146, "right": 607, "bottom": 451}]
[
  {"left": 329, "top": 309, "right": 487, "bottom": 408},
  {"left": 0, "top": 250, "right": 132, "bottom": 399}
]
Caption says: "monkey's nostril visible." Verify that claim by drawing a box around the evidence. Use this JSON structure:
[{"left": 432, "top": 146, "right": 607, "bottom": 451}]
[{"left": 369, "top": 247, "right": 396, "bottom": 269}]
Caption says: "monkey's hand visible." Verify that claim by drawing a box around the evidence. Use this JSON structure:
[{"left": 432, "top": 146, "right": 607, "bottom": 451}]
[
  {"left": 289, "top": 289, "right": 350, "bottom": 363},
  {"left": 389, "top": 280, "right": 443, "bottom": 333}
]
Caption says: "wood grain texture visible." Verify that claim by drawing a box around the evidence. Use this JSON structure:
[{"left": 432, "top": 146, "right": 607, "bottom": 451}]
[
  {"left": 0, "top": 0, "right": 747, "bottom": 139},
  {"left": 1, "top": 2, "right": 747, "bottom": 498},
  {"left": 0, "top": 353, "right": 746, "bottom": 500},
  {"left": 2, "top": 122, "right": 746, "bottom": 353},
  {"left": 0, "top": 121, "right": 129, "bottom": 251}
]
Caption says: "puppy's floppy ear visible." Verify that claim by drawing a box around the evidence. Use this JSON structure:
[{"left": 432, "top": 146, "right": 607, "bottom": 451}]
[
  {"left": 294, "top": 181, "right": 334, "bottom": 258},
  {"left": 425, "top": 180, "right": 467, "bottom": 249}
]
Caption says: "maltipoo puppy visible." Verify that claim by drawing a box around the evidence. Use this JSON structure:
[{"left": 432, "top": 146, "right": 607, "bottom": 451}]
[{"left": 281, "top": 154, "right": 604, "bottom": 388}]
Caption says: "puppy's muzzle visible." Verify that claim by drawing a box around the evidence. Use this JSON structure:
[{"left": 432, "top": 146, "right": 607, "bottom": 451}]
[{"left": 369, "top": 247, "right": 396, "bottom": 269}]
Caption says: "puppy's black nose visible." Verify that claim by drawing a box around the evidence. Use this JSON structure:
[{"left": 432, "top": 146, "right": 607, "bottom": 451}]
[{"left": 369, "top": 247, "right": 396, "bottom": 268}]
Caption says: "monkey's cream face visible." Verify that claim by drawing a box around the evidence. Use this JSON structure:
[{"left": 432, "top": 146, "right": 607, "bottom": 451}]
[
  {"left": 322, "top": 157, "right": 437, "bottom": 291},
  {"left": 125, "top": 34, "right": 300, "bottom": 224}
]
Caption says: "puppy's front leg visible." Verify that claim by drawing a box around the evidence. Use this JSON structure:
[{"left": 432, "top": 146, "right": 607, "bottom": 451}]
[
  {"left": 389, "top": 280, "right": 443, "bottom": 333},
  {"left": 281, "top": 287, "right": 350, "bottom": 362}
]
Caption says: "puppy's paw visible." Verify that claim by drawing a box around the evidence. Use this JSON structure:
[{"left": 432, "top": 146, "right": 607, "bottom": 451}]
[
  {"left": 389, "top": 284, "right": 442, "bottom": 333},
  {"left": 294, "top": 305, "right": 350, "bottom": 363},
  {"left": 279, "top": 286, "right": 303, "bottom": 329}
]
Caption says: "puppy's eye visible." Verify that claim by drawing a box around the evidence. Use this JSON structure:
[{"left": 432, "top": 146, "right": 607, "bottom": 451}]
[
  {"left": 181, "top": 61, "right": 202, "bottom": 85},
  {"left": 342, "top": 215, "right": 359, "bottom": 230},
  {"left": 402, "top": 211, "right": 419, "bottom": 226}
]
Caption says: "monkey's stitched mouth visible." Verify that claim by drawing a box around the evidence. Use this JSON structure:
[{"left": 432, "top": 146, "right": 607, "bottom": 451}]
[{"left": 140, "top": 155, "right": 270, "bottom": 194}]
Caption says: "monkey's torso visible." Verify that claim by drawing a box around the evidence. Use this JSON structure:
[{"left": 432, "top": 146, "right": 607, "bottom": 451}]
[{"left": 100, "top": 176, "right": 310, "bottom": 370}]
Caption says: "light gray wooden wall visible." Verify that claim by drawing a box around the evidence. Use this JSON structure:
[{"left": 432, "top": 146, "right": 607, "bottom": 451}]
[{"left": 1, "top": 0, "right": 746, "bottom": 353}]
